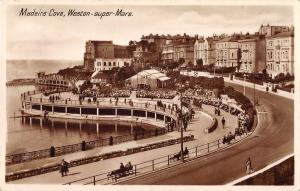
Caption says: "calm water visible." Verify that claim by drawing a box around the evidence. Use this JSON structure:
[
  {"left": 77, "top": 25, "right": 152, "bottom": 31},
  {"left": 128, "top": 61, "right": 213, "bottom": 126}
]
[{"left": 6, "top": 60, "right": 156, "bottom": 155}]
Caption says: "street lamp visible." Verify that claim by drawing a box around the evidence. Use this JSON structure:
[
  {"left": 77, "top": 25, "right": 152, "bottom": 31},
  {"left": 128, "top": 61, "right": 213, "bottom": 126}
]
[
  {"left": 180, "top": 92, "right": 184, "bottom": 162},
  {"left": 243, "top": 73, "right": 247, "bottom": 96},
  {"left": 253, "top": 72, "right": 256, "bottom": 107}
]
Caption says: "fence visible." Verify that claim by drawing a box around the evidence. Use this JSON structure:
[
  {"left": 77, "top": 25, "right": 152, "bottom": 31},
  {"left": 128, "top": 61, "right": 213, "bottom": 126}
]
[
  {"left": 5, "top": 135, "right": 195, "bottom": 182},
  {"left": 63, "top": 135, "right": 246, "bottom": 185},
  {"left": 21, "top": 90, "right": 179, "bottom": 118},
  {"left": 6, "top": 128, "right": 167, "bottom": 165}
]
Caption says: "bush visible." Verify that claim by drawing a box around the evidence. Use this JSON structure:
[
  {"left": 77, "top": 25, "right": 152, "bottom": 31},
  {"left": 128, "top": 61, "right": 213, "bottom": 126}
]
[{"left": 222, "top": 86, "right": 254, "bottom": 131}]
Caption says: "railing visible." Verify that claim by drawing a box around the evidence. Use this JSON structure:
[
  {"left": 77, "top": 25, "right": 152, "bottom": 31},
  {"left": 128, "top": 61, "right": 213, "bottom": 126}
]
[
  {"left": 5, "top": 135, "right": 195, "bottom": 182},
  {"left": 6, "top": 128, "right": 167, "bottom": 165},
  {"left": 21, "top": 90, "right": 179, "bottom": 117},
  {"left": 63, "top": 136, "right": 244, "bottom": 185}
]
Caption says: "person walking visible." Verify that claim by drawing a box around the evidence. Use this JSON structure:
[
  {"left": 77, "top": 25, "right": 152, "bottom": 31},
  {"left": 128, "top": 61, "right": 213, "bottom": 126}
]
[
  {"left": 64, "top": 160, "right": 69, "bottom": 175},
  {"left": 60, "top": 159, "right": 66, "bottom": 177},
  {"left": 221, "top": 117, "right": 226, "bottom": 129},
  {"left": 246, "top": 157, "right": 253, "bottom": 174}
]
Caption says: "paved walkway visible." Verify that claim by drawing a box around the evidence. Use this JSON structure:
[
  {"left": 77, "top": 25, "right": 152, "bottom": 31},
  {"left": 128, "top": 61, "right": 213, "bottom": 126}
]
[
  {"left": 10, "top": 103, "right": 238, "bottom": 184},
  {"left": 180, "top": 70, "right": 294, "bottom": 100}
]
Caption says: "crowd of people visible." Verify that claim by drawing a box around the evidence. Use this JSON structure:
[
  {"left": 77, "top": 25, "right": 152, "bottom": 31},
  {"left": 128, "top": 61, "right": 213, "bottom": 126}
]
[
  {"left": 79, "top": 88, "right": 131, "bottom": 99},
  {"left": 136, "top": 90, "right": 177, "bottom": 99},
  {"left": 182, "top": 88, "right": 215, "bottom": 99},
  {"left": 48, "top": 94, "right": 61, "bottom": 102}
]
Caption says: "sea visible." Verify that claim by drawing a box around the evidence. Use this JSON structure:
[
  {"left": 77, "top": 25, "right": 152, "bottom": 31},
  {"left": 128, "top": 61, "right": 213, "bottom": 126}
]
[{"left": 5, "top": 60, "right": 154, "bottom": 155}]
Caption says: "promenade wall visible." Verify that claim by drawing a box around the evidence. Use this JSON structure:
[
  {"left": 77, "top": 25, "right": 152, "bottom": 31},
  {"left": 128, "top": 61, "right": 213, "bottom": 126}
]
[{"left": 235, "top": 155, "right": 294, "bottom": 185}]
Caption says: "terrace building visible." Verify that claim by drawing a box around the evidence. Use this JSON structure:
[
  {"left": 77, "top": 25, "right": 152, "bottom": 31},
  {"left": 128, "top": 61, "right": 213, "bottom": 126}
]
[
  {"left": 238, "top": 34, "right": 266, "bottom": 73},
  {"left": 194, "top": 35, "right": 218, "bottom": 66},
  {"left": 161, "top": 43, "right": 175, "bottom": 64},
  {"left": 141, "top": 34, "right": 167, "bottom": 53},
  {"left": 259, "top": 24, "right": 291, "bottom": 37},
  {"left": 215, "top": 35, "right": 240, "bottom": 68},
  {"left": 133, "top": 42, "right": 159, "bottom": 66},
  {"left": 161, "top": 34, "right": 196, "bottom": 66},
  {"left": 266, "top": 31, "right": 294, "bottom": 77}
]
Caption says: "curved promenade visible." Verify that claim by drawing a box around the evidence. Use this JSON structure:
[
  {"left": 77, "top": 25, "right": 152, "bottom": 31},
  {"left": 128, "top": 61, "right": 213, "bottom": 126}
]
[
  {"left": 21, "top": 90, "right": 179, "bottom": 129},
  {"left": 117, "top": 79, "right": 293, "bottom": 185},
  {"left": 9, "top": 95, "right": 240, "bottom": 184}
]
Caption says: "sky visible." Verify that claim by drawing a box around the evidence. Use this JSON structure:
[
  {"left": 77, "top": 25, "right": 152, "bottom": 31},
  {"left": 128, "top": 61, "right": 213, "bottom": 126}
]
[{"left": 6, "top": 5, "right": 293, "bottom": 60}]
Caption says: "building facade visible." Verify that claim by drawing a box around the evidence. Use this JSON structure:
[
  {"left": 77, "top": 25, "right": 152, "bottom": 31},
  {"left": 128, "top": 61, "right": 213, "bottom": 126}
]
[
  {"left": 94, "top": 58, "right": 132, "bottom": 71},
  {"left": 194, "top": 36, "right": 217, "bottom": 66},
  {"left": 266, "top": 31, "right": 294, "bottom": 77},
  {"left": 114, "top": 45, "right": 131, "bottom": 58},
  {"left": 238, "top": 34, "right": 266, "bottom": 73},
  {"left": 194, "top": 37, "right": 205, "bottom": 65},
  {"left": 84, "top": 41, "right": 130, "bottom": 71},
  {"left": 259, "top": 24, "right": 291, "bottom": 37},
  {"left": 161, "top": 44, "right": 174, "bottom": 64},
  {"left": 215, "top": 36, "right": 240, "bottom": 68},
  {"left": 141, "top": 34, "right": 167, "bottom": 53},
  {"left": 36, "top": 72, "right": 71, "bottom": 91}
]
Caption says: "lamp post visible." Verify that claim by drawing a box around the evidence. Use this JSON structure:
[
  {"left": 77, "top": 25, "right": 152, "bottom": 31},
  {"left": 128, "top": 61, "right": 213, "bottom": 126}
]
[
  {"left": 221, "top": 50, "right": 224, "bottom": 77},
  {"left": 180, "top": 92, "right": 184, "bottom": 162},
  {"left": 253, "top": 71, "right": 256, "bottom": 107},
  {"left": 243, "top": 73, "right": 246, "bottom": 96}
]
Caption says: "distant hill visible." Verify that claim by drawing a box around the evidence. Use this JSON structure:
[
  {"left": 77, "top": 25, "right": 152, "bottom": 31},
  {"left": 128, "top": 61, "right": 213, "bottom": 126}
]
[{"left": 6, "top": 59, "right": 83, "bottom": 81}]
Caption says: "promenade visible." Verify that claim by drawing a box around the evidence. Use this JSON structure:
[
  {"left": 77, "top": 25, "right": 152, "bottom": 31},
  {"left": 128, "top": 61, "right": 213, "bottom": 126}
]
[
  {"left": 118, "top": 77, "right": 293, "bottom": 185},
  {"left": 10, "top": 102, "right": 239, "bottom": 184},
  {"left": 180, "top": 70, "right": 294, "bottom": 100}
]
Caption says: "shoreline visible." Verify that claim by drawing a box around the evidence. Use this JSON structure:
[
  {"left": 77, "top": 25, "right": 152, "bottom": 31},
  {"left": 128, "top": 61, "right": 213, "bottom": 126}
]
[{"left": 6, "top": 78, "right": 35, "bottom": 87}]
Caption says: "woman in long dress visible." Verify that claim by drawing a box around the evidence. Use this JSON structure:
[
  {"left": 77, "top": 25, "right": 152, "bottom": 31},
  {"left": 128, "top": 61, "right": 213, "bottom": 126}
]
[{"left": 246, "top": 157, "right": 253, "bottom": 174}]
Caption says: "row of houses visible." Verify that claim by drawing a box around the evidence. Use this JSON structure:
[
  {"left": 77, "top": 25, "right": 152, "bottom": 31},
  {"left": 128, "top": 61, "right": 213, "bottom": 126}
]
[
  {"left": 83, "top": 24, "right": 294, "bottom": 78},
  {"left": 192, "top": 24, "right": 294, "bottom": 77}
]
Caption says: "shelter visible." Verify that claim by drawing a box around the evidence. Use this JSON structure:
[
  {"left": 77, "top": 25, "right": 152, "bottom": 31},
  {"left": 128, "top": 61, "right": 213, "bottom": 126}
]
[{"left": 126, "top": 69, "right": 171, "bottom": 89}]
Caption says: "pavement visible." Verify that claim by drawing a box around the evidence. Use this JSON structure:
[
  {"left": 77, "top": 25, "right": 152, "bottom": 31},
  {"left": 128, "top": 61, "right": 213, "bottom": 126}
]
[
  {"left": 225, "top": 76, "right": 294, "bottom": 100},
  {"left": 119, "top": 80, "right": 294, "bottom": 185},
  {"left": 9, "top": 102, "right": 239, "bottom": 184},
  {"left": 181, "top": 71, "right": 294, "bottom": 100}
]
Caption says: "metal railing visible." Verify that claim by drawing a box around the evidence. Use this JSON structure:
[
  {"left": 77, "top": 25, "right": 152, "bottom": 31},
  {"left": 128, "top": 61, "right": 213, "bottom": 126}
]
[
  {"left": 6, "top": 128, "right": 167, "bottom": 165},
  {"left": 21, "top": 90, "right": 179, "bottom": 117},
  {"left": 63, "top": 134, "right": 249, "bottom": 185}
]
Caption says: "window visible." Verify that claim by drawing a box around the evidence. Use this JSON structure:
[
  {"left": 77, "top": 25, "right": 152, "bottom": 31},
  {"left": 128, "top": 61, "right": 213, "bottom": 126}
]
[
  {"left": 109, "top": 62, "right": 111, "bottom": 66},
  {"left": 270, "top": 52, "right": 273, "bottom": 59},
  {"left": 232, "top": 53, "right": 234, "bottom": 58},
  {"left": 113, "top": 62, "right": 116, "bottom": 66},
  {"left": 103, "top": 62, "right": 106, "bottom": 66},
  {"left": 269, "top": 41, "right": 273, "bottom": 47}
]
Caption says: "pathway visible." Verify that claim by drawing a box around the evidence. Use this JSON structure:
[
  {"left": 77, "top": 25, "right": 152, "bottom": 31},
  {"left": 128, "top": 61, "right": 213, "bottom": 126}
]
[{"left": 10, "top": 103, "right": 239, "bottom": 184}]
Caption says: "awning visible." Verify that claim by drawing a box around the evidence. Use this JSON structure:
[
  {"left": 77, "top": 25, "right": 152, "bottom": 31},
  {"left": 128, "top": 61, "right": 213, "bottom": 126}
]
[
  {"left": 158, "top": 76, "right": 171, "bottom": 81},
  {"left": 91, "top": 71, "right": 99, "bottom": 78}
]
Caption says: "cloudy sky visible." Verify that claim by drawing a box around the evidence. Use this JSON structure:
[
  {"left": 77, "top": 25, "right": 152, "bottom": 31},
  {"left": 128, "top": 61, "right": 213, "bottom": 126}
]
[{"left": 7, "top": 5, "right": 293, "bottom": 60}]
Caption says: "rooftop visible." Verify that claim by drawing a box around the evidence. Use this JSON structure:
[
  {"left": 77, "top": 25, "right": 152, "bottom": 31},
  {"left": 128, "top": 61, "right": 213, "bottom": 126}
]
[{"left": 267, "top": 31, "right": 294, "bottom": 39}]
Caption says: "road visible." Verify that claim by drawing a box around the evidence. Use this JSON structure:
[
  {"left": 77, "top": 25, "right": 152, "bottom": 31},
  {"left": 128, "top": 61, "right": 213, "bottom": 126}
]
[{"left": 119, "top": 81, "right": 294, "bottom": 185}]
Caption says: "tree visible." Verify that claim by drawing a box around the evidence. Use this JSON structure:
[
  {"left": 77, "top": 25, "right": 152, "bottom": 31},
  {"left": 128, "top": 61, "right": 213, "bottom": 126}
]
[
  {"left": 196, "top": 59, "right": 203, "bottom": 70},
  {"left": 179, "top": 58, "right": 185, "bottom": 65}
]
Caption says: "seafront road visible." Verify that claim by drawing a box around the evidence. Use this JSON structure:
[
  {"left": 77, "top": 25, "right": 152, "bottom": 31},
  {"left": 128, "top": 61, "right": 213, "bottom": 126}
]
[{"left": 117, "top": 80, "right": 293, "bottom": 185}]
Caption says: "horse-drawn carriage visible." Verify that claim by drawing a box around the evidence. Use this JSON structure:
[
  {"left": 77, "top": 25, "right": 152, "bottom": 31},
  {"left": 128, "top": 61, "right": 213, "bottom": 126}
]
[{"left": 107, "top": 162, "right": 134, "bottom": 180}]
